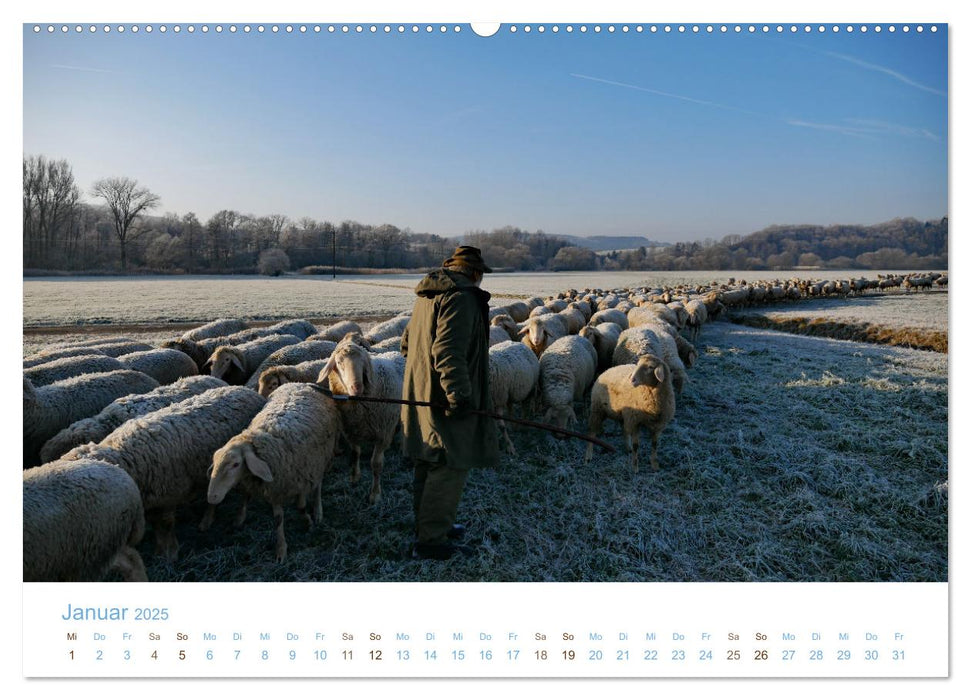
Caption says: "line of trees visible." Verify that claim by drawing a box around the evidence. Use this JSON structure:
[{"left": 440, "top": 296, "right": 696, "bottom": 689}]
[{"left": 23, "top": 154, "right": 948, "bottom": 274}]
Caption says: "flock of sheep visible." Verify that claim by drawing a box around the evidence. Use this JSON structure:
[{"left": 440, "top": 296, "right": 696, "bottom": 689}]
[{"left": 22, "top": 270, "right": 946, "bottom": 582}]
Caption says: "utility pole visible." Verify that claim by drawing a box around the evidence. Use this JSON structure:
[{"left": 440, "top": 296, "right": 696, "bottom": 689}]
[{"left": 332, "top": 228, "right": 336, "bottom": 280}]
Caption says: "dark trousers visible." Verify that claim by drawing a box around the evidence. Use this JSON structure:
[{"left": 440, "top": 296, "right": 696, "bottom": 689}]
[{"left": 413, "top": 458, "right": 469, "bottom": 545}]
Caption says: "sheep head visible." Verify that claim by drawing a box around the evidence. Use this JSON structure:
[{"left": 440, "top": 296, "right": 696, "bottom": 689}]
[
  {"left": 630, "top": 355, "right": 668, "bottom": 388},
  {"left": 207, "top": 346, "right": 245, "bottom": 381},
  {"left": 319, "top": 341, "right": 371, "bottom": 396},
  {"left": 208, "top": 440, "right": 273, "bottom": 504}
]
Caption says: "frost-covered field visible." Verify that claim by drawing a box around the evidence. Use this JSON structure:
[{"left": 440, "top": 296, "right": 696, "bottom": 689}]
[
  {"left": 23, "top": 269, "right": 919, "bottom": 327},
  {"left": 130, "top": 320, "right": 947, "bottom": 583}
]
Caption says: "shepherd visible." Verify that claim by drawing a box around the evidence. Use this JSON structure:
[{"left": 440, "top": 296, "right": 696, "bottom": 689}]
[{"left": 400, "top": 245, "right": 499, "bottom": 560}]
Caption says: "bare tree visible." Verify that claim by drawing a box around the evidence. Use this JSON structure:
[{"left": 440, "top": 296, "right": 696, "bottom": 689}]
[
  {"left": 90, "top": 176, "right": 160, "bottom": 270},
  {"left": 23, "top": 155, "right": 80, "bottom": 266}
]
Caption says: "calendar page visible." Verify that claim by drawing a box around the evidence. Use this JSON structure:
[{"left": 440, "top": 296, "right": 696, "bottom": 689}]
[{"left": 15, "top": 0, "right": 957, "bottom": 692}]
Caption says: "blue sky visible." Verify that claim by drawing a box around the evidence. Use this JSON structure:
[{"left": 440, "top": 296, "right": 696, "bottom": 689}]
[{"left": 22, "top": 23, "right": 947, "bottom": 242}]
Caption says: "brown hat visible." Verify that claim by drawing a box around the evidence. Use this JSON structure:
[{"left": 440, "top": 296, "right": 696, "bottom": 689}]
[{"left": 442, "top": 245, "right": 493, "bottom": 273}]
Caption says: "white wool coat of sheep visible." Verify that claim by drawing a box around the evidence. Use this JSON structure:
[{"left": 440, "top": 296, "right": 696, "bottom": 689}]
[
  {"left": 684, "top": 299, "right": 708, "bottom": 341},
  {"left": 588, "top": 308, "right": 629, "bottom": 330},
  {"left": 24, "top": 370, "right": 160, "bottom": 469},
  {"left": 181, "top": 318, "right": 249, "bottom": 341},
  {"left": 208, "top": 334, "right": 303, "bottom": 385},
  {"left": 505, "top": 300, "right": 531, "bottom": 323},
  {"left": 538, "top": 334, "right": 597, "bottom": 431},
  {"left": 24, "top": 354, "right": 125, "bottom": 387},
  {"left": 39, "top": 375, "right": 228, "bottom": 464},
  {"left": 256, "top": 359, "right": 331, "bottom": 398},
  {"left": 586, "top": 355, "right": 676, "bottom": 473},
  {"left": 61, "top": 386, "right": 267, "bottom": 561},
  {"left": 313, "top": 320, "right": 363, "bottom": 342},
  {"left": 318, "top": 340, "right": 404, "bottom": 504},
  {"left": 579, "top": 322, "right": 623, "bottom": 372},
  {"left": 519, "top": 314, "right": 568, "bottom": 358},
  {"left": 207, "top": 382, "right": 342, "bottom": 562},
  {"left": 613, "top": 324, "right": 688, "bottom": 396},
  {"left": 23, "top": 458, "right": 147, "bottom": 582},
  {"left": 488, "top": 340, "right": 540, "bottom": 454},
  {"left": 627, "top": 303, "right": 679, "bottom": 330},
  {"left": 364, "top": 315, "right": 411, "bottom": 344},
  {"left": 244, "top": 339, "right": 338, "bottom": 390},
  {"left": 262, "top": 319, "right": 318, "bottom": 339},
  {"left": 117, "top": 348, "right": 199, "bottom": 385},
  {"left": 490, "top": 314, "right": 520, "bottom": 342},
  {"left": 24, "top": 346, "right": 109, "bottom": 369}
]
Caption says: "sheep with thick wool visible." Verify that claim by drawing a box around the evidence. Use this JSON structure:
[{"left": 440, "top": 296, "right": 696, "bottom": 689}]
[
  {"left": 207, "top": 382, "right": 342, "bottom": 562},
  {"left": 61, "top": 386, "right": 267, "bottom": 561},
  {"left": 24, "top": 371, "right": 160, "bottom": 469},
  {"left": 117, "top": 348, "right": 198, "bottom": 385},
  {"left": 39, "top": 375, "right": 227, "bottom": 464},
  {"left": 488, "top": 340, "right": 540, "bottom": 454},
  {"left": 585, "top": 354, "right": 676, "bottom": 473},
  {"left": 538, "top": 334, "right": 598, "bottom": 431},
  {"left": 244, "top": 339, "right": 338, "bottom": 390},
  {"left": 181, "top": 318, "right": 249, "bottom": 341},
  {"left": 684, "top": 299, "right": 708, "bottom": 342},
  {"left": 519, "top": 314, "right": 568, "bottom": 358},
  {"left": 589, "top": 308, "right": 628, "bottom": 330},
  {"left": 257, "top": 359, "right": 332, "bottom": 398},
  {"left": 23, "top": 458, "right": 148, "bottom": 582},
  {"left": 312, "top": 320, "right": 363, "bottom": 342},
  {"left": 579, "top": 322, "right": 623, "bottom": 372},
  {"left": 318, "top": 340, "right": 404, "bottom": 504},
  {"left": 207, "top": 334, "right": 303, "bottom": 385},
  {"left": 613, "top": 324, "right": 688, "bottom": 397},
  {"left": 365, "top": 315, "right": 411, "bottom": 344},
  {"left": 24, "top": 354, "right": 125, "bottom": 387}
]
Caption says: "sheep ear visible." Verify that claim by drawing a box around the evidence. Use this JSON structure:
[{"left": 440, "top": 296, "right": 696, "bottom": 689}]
[
  {"left": 517, "top": 327, "right": 528, "bottom": 336},
  {"left": 654, "top": 365, "right": 666, "bottom": 384},
  {"left": 243, "top": 445, "right": 273, "bottom": 482},
  {"left": 230, "top": 353, "right": 245, "bottom": 372},
  {"left": 319, "top": 355, "right": 337, "bottom": 381}
]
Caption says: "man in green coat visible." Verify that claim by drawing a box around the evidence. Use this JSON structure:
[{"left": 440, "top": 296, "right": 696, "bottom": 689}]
[{"left": 400, "top": 246, "right": 499, "bottom": 560}]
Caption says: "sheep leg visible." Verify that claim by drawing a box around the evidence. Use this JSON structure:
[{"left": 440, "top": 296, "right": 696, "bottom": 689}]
[
  {"left": 368, "top": 444, "right": 386, "bottom": 505},
  {"left": 110, "top": 546, "right": 148, "bottom": 582},
  {"left": 152, "top": 509, "right": 179, "bottom": 562},
  {"left": 234, "top": 496, "right": 249, "bottom": 527},
  {"left": 497, "top": 406, "right": 517, "bottom": 455},
  {"left": 623, "top": 414, "right": 641, "bottom": 474},
  {"left": 198, "top": 504, "right": 216, "bottom": 532},
  {"left": 650, "top": 431, "right": 659, "bottom": 472},
  {"left": 350, "top": 445, "right": 362, "bottom": 484},
  {"left": 585, "top": 406, "right": 606, "bottom": 464},
  {"left": 273, "top": 504, "right": 287, "bottom": 562},
  {"left": 296, "top": 492, "right": 312, "bottom": 528},
  {"left": 311, "top": 482, "right": 323, "bottom": 523}
]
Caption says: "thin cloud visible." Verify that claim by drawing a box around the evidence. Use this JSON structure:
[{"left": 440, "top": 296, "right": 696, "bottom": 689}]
[
  {"left": 51, "top": 64, "right": 127, "bottom": 75},
  {"left": 823, "top": 51, "right": 946, "bottom": 97},
  {"left": 788, "top": 118, "right": 940, "bottom": 141},
  {"left": 569, "top": 73, "right": 766, "bottom": 118}
]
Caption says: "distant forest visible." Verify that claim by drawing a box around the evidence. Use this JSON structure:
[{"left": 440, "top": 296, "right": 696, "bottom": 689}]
[{"left": 23, "top": 155, "right": 948, "bottom": 274}]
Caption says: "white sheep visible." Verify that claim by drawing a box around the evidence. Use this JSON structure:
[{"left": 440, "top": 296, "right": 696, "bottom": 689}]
[
  {"left": 39, "top": 375, "right": 228, "bottom": 464},
  {"left": 318, "top": 340, "right": 404, "bottom": 504},
  {"left": 207, "top": 382, "right": 342, "bottom": 562},
  {"left": 163, "top": 327, "right": 300, "bottom": 372},
  {"left": 578, "top": 321, "right": 623, "bottom": 372},
  {"left": 557, "top": 306, "right": 586, "bottom": 334},
  {"left": 489, "top": 325, "right": 512, "bottom": 346},
  {"left": 61, "top": 385, "right": 267, "bottom": 561},
  {"left": 365, "top": 315, "right": 411, "bottom": 344},
  {"left": 613, "top": 324, "right": 688, "bottom": 397},
  {"left": 490, "top": 314, "right": 520, "bottom": 342},
  {"left": 538, "top": 334, "right": 597, "bottom": 431},
  {"left": 585, "top": 354, "right": 676, "bottom": 473},
  {"left": 488, "top": 340, "right": 540, "bottom": 454},
  {"left": 117, "top": 348, "right": 199, "bottom": 385},
  {"left": 257, "top": 359, "right": 331, "bottom": 398},
  {"left": 684, "top": 299, "right": 708, "bottom": 342},
  {"left": 505, "top": 300, "right": 531, "bottom": 323},
  {"left": 518, "top": 314, "right": 568, "bottom": 358},
  {"left": 24, "top": 354, "right": 125, "bottom": 387},
  {"left": 262, "top": 318, "right": 318, "bottom": 339},
  {"left": 370, "top": 336, "right": 402, "bottom": 353},
  {"left": 28, "top": 339, "right": 153, "bottom": 363},
  {"left": 207, "top": 334, "right": 303, "bottom": 385},
  {"left": 312, "top": 320, "right": 363, "bottom": 342},
  {"left": 589, "top": 308, "right": 629, "bottom": 330},
  {"left": 243, "top": 339, "right": 338, "bottom": 390},
  {"left": 23, "top": 458, "right": 147, "bottom": 582},
  {"left": 24, "top": 370, "right": 160, "bottom": 469},
  {"left": 628, "top": 303, "right": 679, "bottom": 329},
  {"left": 24, "top": 345, "right": 108, "bottom": 369},
  {"left": 181, "top": 318, "right": 249, "bottom": 341}
]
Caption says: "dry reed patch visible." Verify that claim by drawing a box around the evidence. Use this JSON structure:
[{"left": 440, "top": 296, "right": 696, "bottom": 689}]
[{"left": 732, "top": 314, "right": 948, "bottom": 353}]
